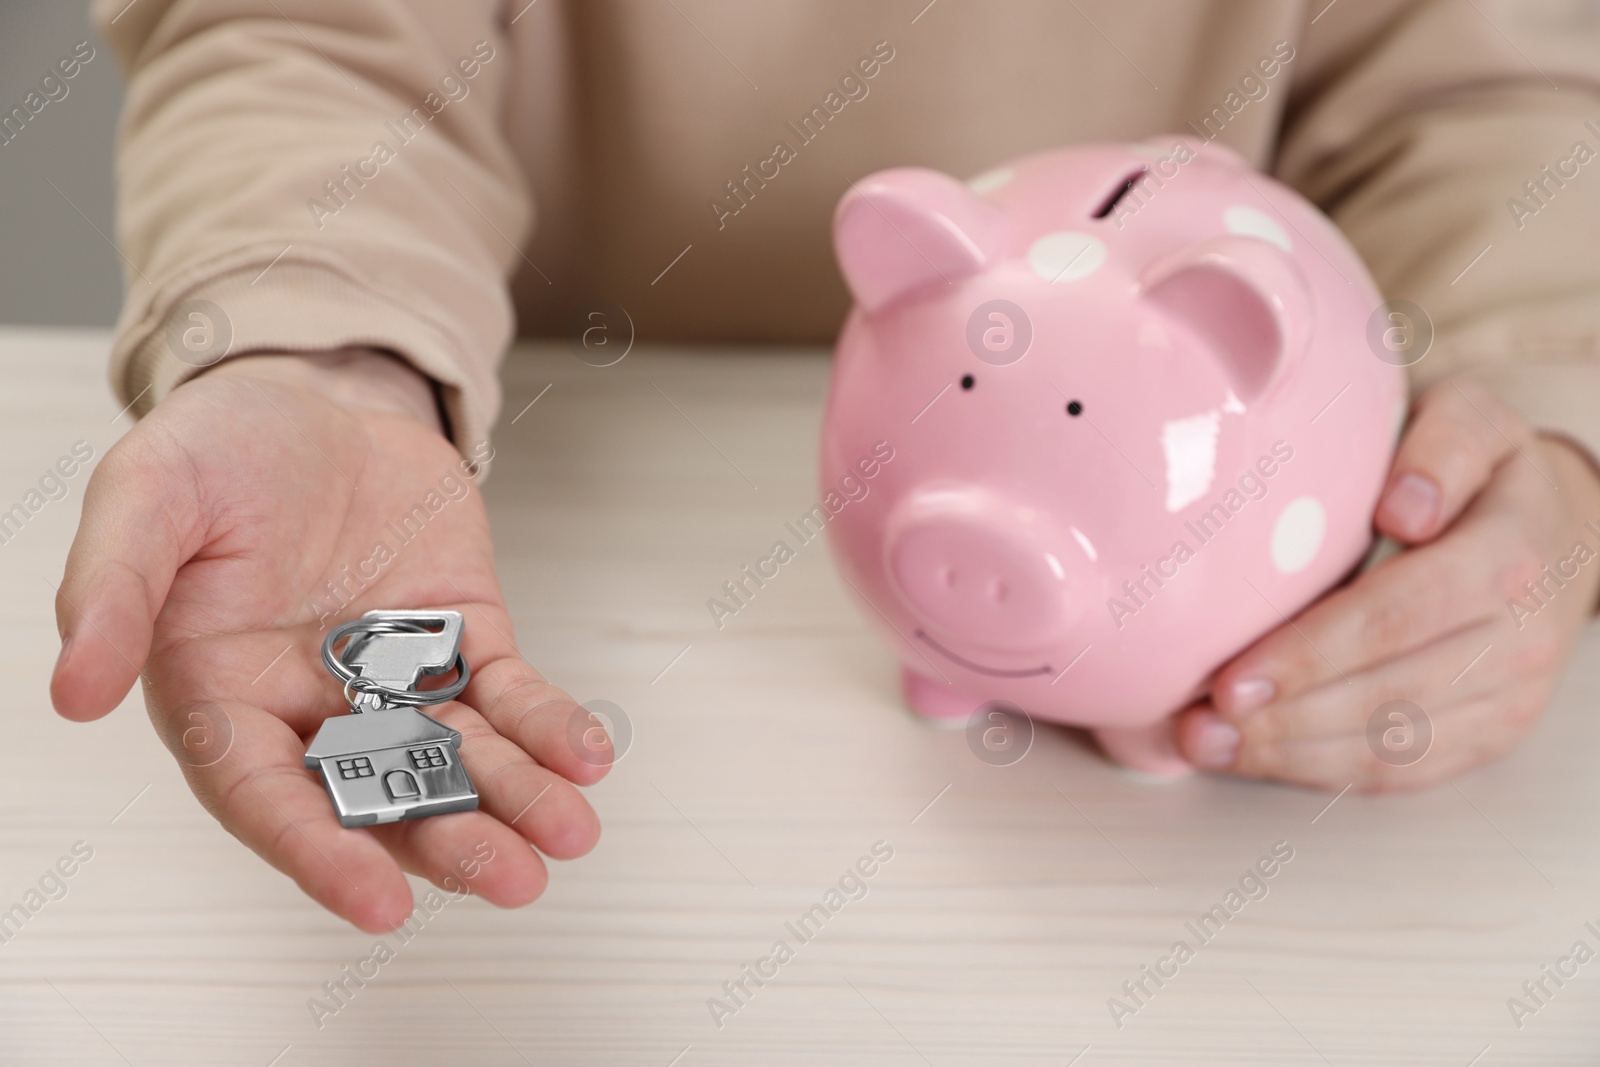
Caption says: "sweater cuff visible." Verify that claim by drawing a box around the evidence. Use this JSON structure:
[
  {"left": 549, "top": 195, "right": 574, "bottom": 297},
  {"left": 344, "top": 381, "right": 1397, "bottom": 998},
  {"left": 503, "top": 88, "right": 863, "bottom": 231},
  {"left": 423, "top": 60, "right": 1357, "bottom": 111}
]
[{"left": 110, "top": 260, "right": 503, "bottom": 461}]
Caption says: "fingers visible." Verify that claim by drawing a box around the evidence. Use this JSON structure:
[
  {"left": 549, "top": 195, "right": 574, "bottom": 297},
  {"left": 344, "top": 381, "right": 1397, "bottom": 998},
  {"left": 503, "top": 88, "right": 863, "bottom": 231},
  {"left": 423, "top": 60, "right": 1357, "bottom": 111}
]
[
  {"left": 52, "top": 437, "right": 203, "bottom": 721},
  {"left": 156, "top": 687, "right": 586, "bottom": 921},
  {"left": 1184, "top": 412, "right": 1588, "bottom": 792},
  {"left": 321, "top": 692, "right": 599, "bottom": 909},
  {"left": 205, "top": 616, "right": 606, "bottom": 860},
  {"left": 1182, "top": 621, "right": 1501, "bottom": 774},
  {"left": 465, "top": 652, "right": 613, "bottom": 787},
  {"left": 371, "top": 810, "right": 550, "bottom": 909},
  {"left": 455, "top": 602, "right": 615, "bottom": 787},
  {"left": 1375, "top": 380, "right": 1532, "bottom": 544},
  {"left": 1213, "top": 529, "right": 1497, "bottom": 716},
  {"left": 166, "top": 698, "right": 416, "bottom": 932},
  {"left": 153, "top": 605, "right": 602, "bottom": 910},
  {"left": 1181, "top": 695, "right": 1536, "bottom": 793},
  {"left": 1215, "top": 401, "right": 1560, "bottom": 719},
  {"left": 432, "top": 699, "right": 603, "bottom": 860}
]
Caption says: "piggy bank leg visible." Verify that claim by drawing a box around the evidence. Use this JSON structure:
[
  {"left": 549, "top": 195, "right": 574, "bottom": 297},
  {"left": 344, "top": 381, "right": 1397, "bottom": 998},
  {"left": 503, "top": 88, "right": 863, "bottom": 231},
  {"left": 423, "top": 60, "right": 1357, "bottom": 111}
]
[
  {"left": 902, "top": 668, "right": 987, "bottom": 724},
  {"left": 1092, "top": 720, "right": 1193, "bottom": 779}
]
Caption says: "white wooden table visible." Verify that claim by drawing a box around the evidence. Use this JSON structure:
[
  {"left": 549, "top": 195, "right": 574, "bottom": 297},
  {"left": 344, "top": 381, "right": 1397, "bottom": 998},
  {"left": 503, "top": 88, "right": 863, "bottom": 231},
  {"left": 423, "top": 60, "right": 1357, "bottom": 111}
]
[{"left": 2, "top": 328, "right": 1597, "bottom": 1066}]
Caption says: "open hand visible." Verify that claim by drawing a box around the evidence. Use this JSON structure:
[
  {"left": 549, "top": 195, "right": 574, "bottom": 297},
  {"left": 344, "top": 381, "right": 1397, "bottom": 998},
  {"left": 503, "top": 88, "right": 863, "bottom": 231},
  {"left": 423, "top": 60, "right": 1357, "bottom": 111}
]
[{"left": 51, "top": 351, "right": 608, "bottom": 930}]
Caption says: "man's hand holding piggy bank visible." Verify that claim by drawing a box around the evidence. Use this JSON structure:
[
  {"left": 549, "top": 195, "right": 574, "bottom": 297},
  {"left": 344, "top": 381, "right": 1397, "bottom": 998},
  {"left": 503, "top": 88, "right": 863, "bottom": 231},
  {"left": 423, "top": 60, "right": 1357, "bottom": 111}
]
[{"left": 821, "top": 141, "right": 1600, "bottom": 790}]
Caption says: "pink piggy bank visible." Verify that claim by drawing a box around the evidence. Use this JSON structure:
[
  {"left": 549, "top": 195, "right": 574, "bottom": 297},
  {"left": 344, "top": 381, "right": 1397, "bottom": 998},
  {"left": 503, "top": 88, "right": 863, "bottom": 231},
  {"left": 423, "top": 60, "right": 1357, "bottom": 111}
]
[{"left": 821, "top": 140, "right": 1406, "bottom": 775}]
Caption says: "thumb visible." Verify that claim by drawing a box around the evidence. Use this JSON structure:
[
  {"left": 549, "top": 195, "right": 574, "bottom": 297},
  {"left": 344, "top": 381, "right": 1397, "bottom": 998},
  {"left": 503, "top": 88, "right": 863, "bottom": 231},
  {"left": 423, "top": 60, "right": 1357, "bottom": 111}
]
[
  {"left": 1375, "top": 379, "right": 1530, "bottom": 545},
  {"left": 52, "top": 441, "right": 202, "bottom": 721}
]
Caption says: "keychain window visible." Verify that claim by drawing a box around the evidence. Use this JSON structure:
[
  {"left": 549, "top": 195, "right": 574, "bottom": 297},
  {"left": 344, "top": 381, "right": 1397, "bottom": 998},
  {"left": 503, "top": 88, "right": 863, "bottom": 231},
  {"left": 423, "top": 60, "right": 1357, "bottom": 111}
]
[
  {"left": 336, "top": 757, "right": 375, "bottom": 780},
  {"left": 408, "top": 746, "right": 449, "bottom": 769}
]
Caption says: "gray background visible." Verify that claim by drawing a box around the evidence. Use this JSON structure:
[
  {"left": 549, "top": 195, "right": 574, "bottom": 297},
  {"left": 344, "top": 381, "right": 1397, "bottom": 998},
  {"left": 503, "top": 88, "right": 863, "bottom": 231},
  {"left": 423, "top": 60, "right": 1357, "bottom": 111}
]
[{"left": 0, "top": 3, "right": 123, "bottom": 327}]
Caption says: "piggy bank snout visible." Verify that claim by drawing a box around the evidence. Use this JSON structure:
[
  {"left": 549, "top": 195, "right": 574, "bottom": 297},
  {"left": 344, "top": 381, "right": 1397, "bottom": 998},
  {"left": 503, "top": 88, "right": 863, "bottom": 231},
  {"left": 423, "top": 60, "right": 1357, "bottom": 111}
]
[{"left": 885, "top": 490, "right": 1080, "bottom": 650}]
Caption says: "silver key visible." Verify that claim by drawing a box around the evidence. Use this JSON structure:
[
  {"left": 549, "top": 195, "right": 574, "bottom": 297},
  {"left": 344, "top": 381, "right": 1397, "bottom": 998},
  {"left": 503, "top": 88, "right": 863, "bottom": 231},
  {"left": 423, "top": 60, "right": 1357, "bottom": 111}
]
[
  {"left": 304, "top": 609, "right": 479, "bottom": 828},
  {"left": 338, "top": 609, "right": 466, "bottom": 712}
]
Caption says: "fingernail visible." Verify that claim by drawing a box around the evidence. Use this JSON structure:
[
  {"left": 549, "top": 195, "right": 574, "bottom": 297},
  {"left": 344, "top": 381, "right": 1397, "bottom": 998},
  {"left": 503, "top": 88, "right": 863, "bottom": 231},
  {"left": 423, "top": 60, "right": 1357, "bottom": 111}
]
[
  {"left": 1227, "top": 676, "right": 1275, "bottom": 714},
  {"left": 53, "top": 633, "right": 74, "bottom": 675},
  {"left": 1190, "top": 714, "right": 1241, "bottom": 770},
  {"left": 1383, "top": 472, "right": 1441, "bottom": 539}
]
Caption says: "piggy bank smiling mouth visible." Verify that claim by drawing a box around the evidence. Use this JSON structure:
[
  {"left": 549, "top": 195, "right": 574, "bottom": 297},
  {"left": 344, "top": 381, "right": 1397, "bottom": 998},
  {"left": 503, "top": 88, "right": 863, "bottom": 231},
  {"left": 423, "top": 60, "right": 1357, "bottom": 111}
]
[{"left": 912, "top": 628, "right": 1054, "bottom": 678}]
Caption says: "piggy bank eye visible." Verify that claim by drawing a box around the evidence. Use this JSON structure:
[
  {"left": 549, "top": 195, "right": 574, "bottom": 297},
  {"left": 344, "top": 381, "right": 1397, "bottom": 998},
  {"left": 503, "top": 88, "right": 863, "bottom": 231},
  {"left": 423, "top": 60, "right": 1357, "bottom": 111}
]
[
  {"left": 1065, "top": 400, "right": 1084, "bottom": 416},
  {"left": 960, "top": 374, "right": 975, "bottom": 390}
]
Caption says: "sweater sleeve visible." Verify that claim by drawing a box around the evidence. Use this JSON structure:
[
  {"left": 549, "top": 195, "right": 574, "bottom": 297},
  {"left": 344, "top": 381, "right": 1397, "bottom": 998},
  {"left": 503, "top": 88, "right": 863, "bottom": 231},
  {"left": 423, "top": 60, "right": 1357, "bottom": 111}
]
[
  {"left": 1276, "top": 0, "right": 1600, "bottom": 466},
  {"left": 91, "top": 0, "right": 529, "bottom": 453}
]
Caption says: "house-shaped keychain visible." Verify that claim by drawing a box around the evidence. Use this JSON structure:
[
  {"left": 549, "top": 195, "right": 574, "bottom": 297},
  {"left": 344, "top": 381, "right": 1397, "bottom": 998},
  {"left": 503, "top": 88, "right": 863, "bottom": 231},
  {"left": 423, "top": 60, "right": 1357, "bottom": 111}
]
[
  {"left": 304, "top": 706, "right": 477, "bottom": 827},
  {"left": 305, "top": 610, "right": 480, "bottom": 828}
]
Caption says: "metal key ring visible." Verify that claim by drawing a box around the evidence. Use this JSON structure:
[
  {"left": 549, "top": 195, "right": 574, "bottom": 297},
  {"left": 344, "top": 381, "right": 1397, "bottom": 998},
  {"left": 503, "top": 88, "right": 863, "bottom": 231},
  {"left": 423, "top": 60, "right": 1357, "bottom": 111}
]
[{"left": 321, "top": 617, "right": 471, "bottom": 706}]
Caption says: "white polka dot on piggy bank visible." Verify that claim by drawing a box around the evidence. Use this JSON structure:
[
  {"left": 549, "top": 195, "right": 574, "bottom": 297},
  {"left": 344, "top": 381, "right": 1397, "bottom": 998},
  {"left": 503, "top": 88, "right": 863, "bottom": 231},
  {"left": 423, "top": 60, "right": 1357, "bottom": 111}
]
[
  {"left": 1027, "top": 232, "right": 1107, "bottom": 282},
  {"left": 1224, "top": 205, "right": 1292, "bottom": 252},
  {"left": 966, "top": 168, "right": 1014, "bottom": 195},
  {"left": 1271, "top": 497, "right": 1326, "bottom": 574}
]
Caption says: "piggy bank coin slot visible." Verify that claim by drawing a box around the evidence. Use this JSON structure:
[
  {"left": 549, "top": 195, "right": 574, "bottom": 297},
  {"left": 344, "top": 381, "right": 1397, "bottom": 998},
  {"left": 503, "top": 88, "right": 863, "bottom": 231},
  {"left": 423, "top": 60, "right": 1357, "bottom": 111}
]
[{"left": 1092, "top": 168, "right": 1147, "bottom": 220}]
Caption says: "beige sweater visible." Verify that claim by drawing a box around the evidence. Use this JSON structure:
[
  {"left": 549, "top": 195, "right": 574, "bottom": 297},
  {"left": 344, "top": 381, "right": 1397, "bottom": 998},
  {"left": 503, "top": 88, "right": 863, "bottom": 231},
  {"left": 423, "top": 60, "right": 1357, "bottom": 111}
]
[{"left": 94, "top": 0, "right": 1600, "bottom": 459}]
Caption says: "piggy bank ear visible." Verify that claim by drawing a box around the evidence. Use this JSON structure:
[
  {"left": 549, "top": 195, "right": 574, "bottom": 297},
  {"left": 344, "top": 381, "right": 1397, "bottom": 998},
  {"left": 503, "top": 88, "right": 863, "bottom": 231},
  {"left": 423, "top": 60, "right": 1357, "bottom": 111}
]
[
  {"left": 1140, "top": 235, "right": 1312, "bottom": 403},
  {"left": 834, "top": 168, "right": 1006, "bottom": 312}
]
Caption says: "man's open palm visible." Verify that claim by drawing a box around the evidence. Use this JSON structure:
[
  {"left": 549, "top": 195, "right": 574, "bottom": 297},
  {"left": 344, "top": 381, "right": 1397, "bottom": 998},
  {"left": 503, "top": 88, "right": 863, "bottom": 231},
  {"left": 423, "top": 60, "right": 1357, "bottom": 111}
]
[{"left": 51, "top": 358, "right": 606, "bottom": 931}]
